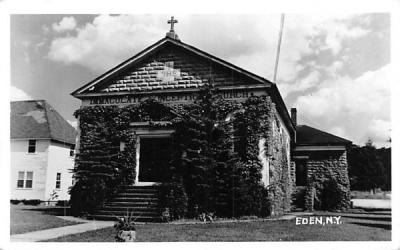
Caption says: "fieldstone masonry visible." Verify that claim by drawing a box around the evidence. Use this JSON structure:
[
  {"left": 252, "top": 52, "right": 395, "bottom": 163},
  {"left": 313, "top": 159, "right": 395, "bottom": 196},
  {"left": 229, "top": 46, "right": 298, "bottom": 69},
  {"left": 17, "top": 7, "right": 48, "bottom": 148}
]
[
  {"left": 304, "top": 150, "right": 351, "bottom": 211},
  {"left": 266, "top": 104, "right": 292, "bottom": 215},
  {"left": 290, "top": 161, "right": 296, "bottom": 189}
]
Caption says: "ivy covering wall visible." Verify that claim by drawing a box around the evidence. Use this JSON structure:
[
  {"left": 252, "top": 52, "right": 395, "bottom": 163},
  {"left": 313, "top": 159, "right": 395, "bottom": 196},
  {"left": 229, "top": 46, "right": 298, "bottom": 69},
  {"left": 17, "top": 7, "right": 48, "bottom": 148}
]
[{"left": 70, "top": 85, "right": 293, "bottom": 218}]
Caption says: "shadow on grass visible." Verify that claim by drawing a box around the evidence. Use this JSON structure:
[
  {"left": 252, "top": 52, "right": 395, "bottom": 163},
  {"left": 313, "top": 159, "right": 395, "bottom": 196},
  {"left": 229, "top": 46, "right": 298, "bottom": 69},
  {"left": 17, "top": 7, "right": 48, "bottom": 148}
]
[
  {"left": 362, "top": 208, "right": 391, "bottom": 214},
  {"left": 349, "top": 221, "right": 391, "bottom": 230},
  {"left": 341, "top": 215, "right": 392, "bottom": 221},
  {"left": 22, "top": 206, "right": 71, "bottom": 216}
]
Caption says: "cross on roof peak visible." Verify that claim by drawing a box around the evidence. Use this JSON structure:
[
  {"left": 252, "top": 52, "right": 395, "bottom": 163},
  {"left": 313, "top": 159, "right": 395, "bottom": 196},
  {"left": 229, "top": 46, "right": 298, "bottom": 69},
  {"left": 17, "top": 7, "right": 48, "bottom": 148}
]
[
  {"left": 166, "top": 16, "right": 180, "bottom": 40},
  {"left": 167, "top": 16, "right": 178, "bottom": 32}
]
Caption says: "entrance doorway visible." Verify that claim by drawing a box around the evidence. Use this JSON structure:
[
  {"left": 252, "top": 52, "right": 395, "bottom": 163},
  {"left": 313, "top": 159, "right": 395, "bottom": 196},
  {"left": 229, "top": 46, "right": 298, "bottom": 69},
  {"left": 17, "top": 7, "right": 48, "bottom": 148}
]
[
  {"left": 295, "top": 160, "right": 307, "bottom": 186},
  {"left": 137, "top": 136, "right": 173, "bottom": 184}
]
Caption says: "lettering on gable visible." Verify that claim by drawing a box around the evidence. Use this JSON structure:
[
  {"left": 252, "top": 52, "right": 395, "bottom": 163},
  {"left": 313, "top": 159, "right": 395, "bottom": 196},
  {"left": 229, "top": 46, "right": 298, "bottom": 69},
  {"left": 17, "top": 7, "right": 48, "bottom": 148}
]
[
  {"left": 82, "top": 89, "right": 264, "bottom": 107},
  {"left": 156, "top": 61, "right": 180, "bottom": 82}
]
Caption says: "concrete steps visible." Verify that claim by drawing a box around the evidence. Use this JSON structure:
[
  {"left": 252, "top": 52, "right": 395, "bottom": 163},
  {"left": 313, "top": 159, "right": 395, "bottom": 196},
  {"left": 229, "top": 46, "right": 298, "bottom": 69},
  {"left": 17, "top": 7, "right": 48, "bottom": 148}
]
[
  {"left": 89, "top": 185, "right": 161, "bottom": 222},
  {"left": 291, "top": 186, "right": 306, "bottom": 211}
]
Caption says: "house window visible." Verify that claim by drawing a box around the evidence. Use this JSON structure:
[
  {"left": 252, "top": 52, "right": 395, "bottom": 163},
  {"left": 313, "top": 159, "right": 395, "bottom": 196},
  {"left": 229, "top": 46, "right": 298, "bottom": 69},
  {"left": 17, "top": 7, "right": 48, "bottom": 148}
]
[
  {"left": 17, "top": 172, "right": 24, "bottom": 188},
  {"left": 17, "top": 171, "right": 33, "bottom": 188},
  {"left": 26, "top": 172, "right": 33, "bottom": 188},
  {"left": 55, "top": 173, "right": 61, "bottom": 189},
  {"left": 28, "top": 140, "right": 36, "bottom": 153},
  {"left": 69, "top": 145, "right": 75, "bottom": 157}
]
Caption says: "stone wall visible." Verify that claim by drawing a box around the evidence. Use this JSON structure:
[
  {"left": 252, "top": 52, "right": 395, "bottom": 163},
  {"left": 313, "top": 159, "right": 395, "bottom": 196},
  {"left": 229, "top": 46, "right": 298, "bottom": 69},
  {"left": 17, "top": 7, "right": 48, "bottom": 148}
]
[
  {"left": 266, "top": 103, "right": 292, "bottom": 215},
  {"left": 303, "top": 150, "right": 351, "bottom": 211},
  {"left": 290, "top": 161, "right": 296, "bottom": 190}
]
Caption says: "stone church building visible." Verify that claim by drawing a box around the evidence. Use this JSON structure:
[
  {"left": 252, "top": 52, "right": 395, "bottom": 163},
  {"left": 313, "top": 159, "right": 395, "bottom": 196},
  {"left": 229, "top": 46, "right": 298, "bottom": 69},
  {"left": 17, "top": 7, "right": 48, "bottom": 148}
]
[{"left": 71, "top": 19, "right": 351, "bottom": 220}]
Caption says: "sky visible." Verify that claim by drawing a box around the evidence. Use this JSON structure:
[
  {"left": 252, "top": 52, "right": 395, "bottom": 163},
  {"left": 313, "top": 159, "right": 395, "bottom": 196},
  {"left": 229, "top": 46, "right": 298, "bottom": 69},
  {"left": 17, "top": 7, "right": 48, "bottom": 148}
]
[{"left": 10, "top": 13, "right": 391, "bottom": 148}]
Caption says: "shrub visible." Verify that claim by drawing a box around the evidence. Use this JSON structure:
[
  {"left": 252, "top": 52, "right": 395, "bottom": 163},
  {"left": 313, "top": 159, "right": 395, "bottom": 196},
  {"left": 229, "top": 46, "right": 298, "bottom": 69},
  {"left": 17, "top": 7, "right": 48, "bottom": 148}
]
[
  {"left": 10, "top": 199, "right": 20, "bottom": 205},
  {"left": 22, "top": 199, "right": 42, "bottom": 206},
  {"left": 160, "top": 208, "right": 171, "bottom": 222},
  {"left": 56, "top": 200, "right": 70, "bottom": 206},
  {"left": 70, "top": 105, "right": 137, "bottom": 215},
  {"left": 158, "top": 178, "right": 188, "bottom": 220},
  {"left": 315, "top": 179, "right": 349, "bottom": 211},
  {"left": 70, "top": 177, "right": 107, "bottom": 216}
]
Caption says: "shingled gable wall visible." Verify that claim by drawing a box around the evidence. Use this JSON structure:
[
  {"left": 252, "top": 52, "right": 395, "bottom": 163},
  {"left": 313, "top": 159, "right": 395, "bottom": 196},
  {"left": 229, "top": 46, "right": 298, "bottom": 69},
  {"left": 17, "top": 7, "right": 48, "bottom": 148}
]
[{"left": 94, "top": 44, "right": 260, "bottom": 93}]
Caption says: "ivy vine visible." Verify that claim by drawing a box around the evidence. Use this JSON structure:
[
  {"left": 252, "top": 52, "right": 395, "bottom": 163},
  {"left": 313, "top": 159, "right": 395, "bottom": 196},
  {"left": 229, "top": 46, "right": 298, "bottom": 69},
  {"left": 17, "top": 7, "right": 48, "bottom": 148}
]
[{"left": 70, "top": 84, "right": 292, "bottom": 218}]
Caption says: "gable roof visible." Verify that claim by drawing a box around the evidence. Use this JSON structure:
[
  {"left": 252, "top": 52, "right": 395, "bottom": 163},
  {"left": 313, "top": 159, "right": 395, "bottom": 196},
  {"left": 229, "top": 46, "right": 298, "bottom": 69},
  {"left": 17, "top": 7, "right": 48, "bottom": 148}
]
[
  {"left": 71, "top": 37, "right": 273, "bottom": 96},
  {"left": 11, "top": 100, "right": 77, "bottom": 145},
  {"left": 71, "top": 36, "right": 296, "bottom": 137},
  {"left": 296, "top": 125, "right": 352, "bottom": 146}
]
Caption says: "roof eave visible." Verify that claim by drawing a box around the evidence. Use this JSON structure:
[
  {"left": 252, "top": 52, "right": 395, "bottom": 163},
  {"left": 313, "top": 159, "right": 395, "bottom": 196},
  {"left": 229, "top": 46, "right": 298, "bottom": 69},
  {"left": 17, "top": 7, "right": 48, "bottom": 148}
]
[
  {"left": 296, "top": 141, "right": 352, "bottom": 147},
  {"left": 269, "top": 84, "right": 296, "bottom": 138},
  {"left": 71, "top": 37, "right": 170, "bottom": 97},
  {"left": 50, "top": 138, "right": 76, "bottom": 146}
]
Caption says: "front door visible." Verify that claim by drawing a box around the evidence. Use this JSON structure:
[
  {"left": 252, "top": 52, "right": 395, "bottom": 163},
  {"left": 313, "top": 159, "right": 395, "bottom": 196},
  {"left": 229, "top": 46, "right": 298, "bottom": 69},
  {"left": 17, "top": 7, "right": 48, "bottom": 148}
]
[{"left": 138, "top": 136, "right": 173, "bottom": 183}]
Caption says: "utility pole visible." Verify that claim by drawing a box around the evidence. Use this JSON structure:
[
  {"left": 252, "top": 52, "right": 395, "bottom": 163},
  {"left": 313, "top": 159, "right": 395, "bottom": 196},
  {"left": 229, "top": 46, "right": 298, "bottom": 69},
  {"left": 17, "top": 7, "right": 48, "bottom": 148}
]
[{"left": 273, "top": 14, "right": 285, "bottom": 83}]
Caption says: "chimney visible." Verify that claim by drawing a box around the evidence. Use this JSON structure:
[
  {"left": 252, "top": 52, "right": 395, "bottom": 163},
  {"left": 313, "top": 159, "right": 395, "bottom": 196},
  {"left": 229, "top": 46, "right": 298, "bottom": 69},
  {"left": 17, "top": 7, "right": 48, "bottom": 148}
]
[{"left": 291, "top": 108, "right": 297, "bottom": 126}]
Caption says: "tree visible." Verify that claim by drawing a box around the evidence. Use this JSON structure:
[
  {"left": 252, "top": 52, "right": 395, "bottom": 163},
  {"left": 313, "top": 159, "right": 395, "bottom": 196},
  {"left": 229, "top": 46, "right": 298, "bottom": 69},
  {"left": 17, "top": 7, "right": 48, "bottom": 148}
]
[{"left": 348, "top": 141, "right": 391, "bottom": 192}]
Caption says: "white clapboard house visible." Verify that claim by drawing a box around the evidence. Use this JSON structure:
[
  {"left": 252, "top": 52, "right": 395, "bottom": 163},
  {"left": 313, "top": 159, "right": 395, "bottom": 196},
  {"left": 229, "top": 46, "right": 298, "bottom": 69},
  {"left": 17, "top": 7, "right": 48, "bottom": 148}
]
[{"left": 10, "top": 100, "right": 76, "bottom": 201}]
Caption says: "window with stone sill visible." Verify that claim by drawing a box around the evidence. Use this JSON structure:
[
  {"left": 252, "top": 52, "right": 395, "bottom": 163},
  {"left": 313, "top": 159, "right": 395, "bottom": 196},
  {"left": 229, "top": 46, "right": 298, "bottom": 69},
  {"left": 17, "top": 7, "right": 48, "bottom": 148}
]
[
  {"left": 232, "top": 124, "right": 246, "bottom": 160},
  {"left": 120, "top": 141, "right": 126, "bottom": 152},
  {"left": 276, "top": 117, "right": 283, "bottom": 135}
]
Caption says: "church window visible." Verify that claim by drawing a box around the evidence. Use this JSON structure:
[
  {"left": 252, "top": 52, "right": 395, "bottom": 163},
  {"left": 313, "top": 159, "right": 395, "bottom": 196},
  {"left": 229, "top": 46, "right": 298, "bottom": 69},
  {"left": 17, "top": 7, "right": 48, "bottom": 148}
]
[
  {"left": 120, "top": 141, "right": 126, "bottom": 152},
  {"left": 28, "top": 140, "right": 36, "bottom": 153},
  {"left": 165, "top": 61, "right": 174, "bottom": 68},
  {"left": 233, "top": 122, "right": 246, "bottom": 160},
  {"left": 276, "top": 117, "right": 282, "bottom": 134}
]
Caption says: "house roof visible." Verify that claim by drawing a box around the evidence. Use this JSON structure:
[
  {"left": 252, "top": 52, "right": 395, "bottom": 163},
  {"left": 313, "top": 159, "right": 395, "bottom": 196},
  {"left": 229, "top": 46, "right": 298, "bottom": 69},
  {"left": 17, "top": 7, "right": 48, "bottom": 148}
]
[
  {"left": 296, "top": 125, "right": 352, "bottom": 146},
  {"left": 10, "top": 100, "right": 76, "bottom": 145},
  {"left": 71, "top": 36, "right": 295, "bottom": 136}
]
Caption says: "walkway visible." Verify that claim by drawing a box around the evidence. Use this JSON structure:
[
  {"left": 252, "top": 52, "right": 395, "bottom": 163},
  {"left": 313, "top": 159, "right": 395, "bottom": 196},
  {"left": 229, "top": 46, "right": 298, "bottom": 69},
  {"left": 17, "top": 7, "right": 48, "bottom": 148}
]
[{"left": 11, "top": 217, "right": 114, "bottom": 242}]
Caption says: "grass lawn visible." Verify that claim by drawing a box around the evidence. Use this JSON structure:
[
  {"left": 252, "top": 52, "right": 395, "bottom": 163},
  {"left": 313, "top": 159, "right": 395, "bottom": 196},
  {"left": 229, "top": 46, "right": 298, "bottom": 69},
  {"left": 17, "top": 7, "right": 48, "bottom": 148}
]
[
  {"left": 10, "top": 204, "right": 81, "bottom": 235},
  {"left": 45, "top": 216, "right": 391, "bottom": 242},
  {"left": 351, "top": 190, "right": 391, "bottom": 200}
]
